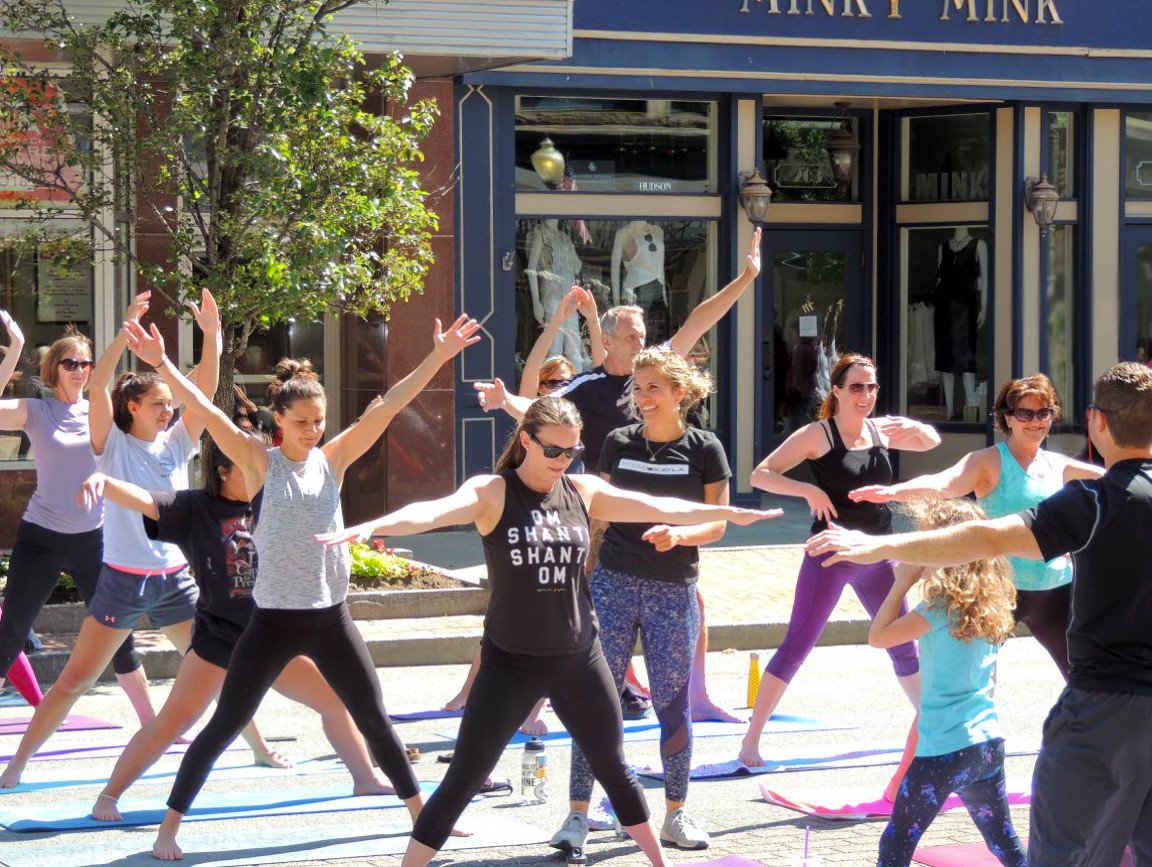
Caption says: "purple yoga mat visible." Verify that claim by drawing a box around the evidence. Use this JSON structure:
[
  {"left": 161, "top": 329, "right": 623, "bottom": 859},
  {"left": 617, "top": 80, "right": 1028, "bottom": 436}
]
[
  {"left": 913, "top": 843, "right": 1135, "bottom": 867},
  {"left": 1, "top": 737, "right": 245, "bottom": 764},
  {"left": 0, "top": 714, "right": 120, "bottom": 738}
]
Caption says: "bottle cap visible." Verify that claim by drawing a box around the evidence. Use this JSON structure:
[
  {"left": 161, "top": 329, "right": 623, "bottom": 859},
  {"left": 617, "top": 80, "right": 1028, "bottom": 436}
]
[{"left": 524, "top": 737, "right": 545, "bottom": 752}]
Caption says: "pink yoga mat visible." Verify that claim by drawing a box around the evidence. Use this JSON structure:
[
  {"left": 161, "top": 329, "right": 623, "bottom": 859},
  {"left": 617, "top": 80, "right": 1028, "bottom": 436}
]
[
  {"left": 2, "top": 737, "right": 245, "bottom": 764},
  {"left": 682, "top": 858, "right": 769, "bottom": 867},
  {"left": 759, "top": 781, "right": 1031, "bottom": 821},
  {"left": 0, "top": 714, "right": 119, "bottom": 738},
  {"left": 913, "top": 843, "right": 1135, "bottom": 867}
]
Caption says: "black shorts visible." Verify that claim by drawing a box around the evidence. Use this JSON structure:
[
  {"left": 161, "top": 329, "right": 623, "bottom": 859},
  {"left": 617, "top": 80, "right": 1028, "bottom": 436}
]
[{"left": 189, "top": 613, "right": 241, "bottom": 670}]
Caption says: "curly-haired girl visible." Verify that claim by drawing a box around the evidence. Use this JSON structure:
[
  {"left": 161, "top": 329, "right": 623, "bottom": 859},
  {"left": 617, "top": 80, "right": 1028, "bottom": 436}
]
[{"left": 869, "top": 499, "right": 1026, "bottom": 867}]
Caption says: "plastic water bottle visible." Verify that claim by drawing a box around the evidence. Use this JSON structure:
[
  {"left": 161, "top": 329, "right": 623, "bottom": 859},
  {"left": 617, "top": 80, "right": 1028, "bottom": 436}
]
[{"left": 520, "top": 737, "right": 548, "bottom": 802}]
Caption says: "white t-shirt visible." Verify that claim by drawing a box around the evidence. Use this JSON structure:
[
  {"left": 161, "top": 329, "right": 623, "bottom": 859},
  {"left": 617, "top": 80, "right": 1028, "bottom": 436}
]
[{"left": 96, "top": 420, "right": 198, "bottom": 570}]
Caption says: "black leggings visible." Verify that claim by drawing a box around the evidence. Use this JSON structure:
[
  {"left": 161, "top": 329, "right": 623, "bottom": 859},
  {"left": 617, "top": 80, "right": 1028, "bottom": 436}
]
[
  {"left": 166, "top": 602, "right": 418, "bottom": 813},
  {"left": 412, "top": 638, "right": 649, "bottom": 850},
  {"left": 0, "top": 521, "right": 140, "bottom": 677},
  {"left": 1014, "top": 583, "right": 1071, "bottom": 680}
]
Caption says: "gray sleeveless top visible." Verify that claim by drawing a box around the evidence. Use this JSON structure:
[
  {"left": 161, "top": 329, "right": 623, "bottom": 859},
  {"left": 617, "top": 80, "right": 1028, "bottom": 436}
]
[{"left": 252, "top": 447, "right": 350, "bottom": 610}]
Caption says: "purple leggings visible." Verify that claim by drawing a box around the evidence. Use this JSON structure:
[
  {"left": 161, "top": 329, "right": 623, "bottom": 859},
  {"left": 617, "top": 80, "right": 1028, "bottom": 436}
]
[{"left": 766, "top": 551, "right": 919, "bottom": 683}]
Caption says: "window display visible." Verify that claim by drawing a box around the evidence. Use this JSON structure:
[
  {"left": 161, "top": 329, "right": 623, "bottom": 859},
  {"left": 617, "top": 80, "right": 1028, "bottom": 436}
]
[
  {"left": 903, "top": 113, "right": 990, "bottom": 202},
  {"left": 763, "top": 116, "right": 860, "bottom": 203}
]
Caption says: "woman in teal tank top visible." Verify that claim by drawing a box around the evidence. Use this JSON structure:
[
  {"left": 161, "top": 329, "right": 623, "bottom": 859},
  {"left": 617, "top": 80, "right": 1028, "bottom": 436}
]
[{"left": 848, "top": 374, "right": 1103, "bottom": 679}]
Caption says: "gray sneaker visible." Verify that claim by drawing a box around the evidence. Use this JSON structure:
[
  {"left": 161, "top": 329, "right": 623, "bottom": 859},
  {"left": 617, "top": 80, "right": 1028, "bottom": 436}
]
[
  {"left": 660, "top": 808, "right": 710, "bottom": 850},
  {"left": 549, "top": 811, "right": 590, "bottom": 852}
]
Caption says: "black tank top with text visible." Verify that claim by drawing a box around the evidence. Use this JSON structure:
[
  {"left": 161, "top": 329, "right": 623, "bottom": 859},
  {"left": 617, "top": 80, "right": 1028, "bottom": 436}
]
[
  {"left": 805, "top": 417, "right": 893, "bottom": 535},
  {"left": 481, "top": 470, "right": 596, "bottom": 655}
]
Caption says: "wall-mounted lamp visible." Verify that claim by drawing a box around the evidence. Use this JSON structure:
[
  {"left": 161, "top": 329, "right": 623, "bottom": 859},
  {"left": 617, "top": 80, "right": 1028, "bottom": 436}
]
[
  {"left": 738, "top": 166, "right": 773, "bottom": 224},
  {"left": 1023, "top": 174, "right": 1060, "bottom": 237},
  {"left": 825, "top": 102, "right": 860, "bottom": 194},
  {"left": 530, "top": 136, "right": 565, "bottom": 188}
]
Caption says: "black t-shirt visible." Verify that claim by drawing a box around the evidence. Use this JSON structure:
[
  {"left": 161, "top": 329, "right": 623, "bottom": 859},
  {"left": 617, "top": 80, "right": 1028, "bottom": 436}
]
[
  {"left": 597, "top": 424, "right": 731, "bottom": 583},
  {"left": 553, "top": 366, "right": 635, "bottom": 471},
  {"left": 481, "top": 470, "right": 595, "bottom": 655},
  {"left": 806, "top": 417, "right": 893, "bottom": 535},
  {"left": 1022, "top": 458, "right": 1152, "bottom": 696},
  {"left": 145, "top": 490, "right": 257, "bottom": 644}
]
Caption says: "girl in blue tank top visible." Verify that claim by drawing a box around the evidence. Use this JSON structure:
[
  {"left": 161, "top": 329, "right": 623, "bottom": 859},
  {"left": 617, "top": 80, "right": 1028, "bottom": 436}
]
[{"left": 848, "top": 374, "right": 1103, "bottom": 680}]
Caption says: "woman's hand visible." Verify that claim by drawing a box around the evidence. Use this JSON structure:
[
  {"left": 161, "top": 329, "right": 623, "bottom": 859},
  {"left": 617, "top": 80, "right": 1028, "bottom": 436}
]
[
  {"left": 76, "top": 473, "right": 106, "bottom": 511},
  {"left": 473, "top": 378, "right": 507, "bottom": 413},
  {"left": 642, "top": 525, "right": 685, "bottom": 552},
  {"left": 803, "top": 485, "right": 838, "bottom": 523},
  {"left": 315, "top": 524, "right": 375, "bottom": 546},
  {"left": 726, "top": 506, "right": 784, "bottom": 526},
  {"left": 124, "top": 290, "right": 150, "bottom": 325},
  {"left": 573, "top": 286, "right": 599, "bottom": 322},
  {"left": 743, "top": 227, "right": 762, "bottom": 279},
  {"left": 805, "top": 522, "right": 887, "bottom": 565},
  {"left": 187, "top": 288, "right": 220, "bottom": 335},
  {"left": 233, "top": 383, "right": 258, "bottom": 415},
  {"left": 875, "top": 415, "right": 939, "bottom": 450},
  {"left": 122, "top": 321, "right": 167, "bottom": 368},
  {"left": 849, "top": 485, "right": 898, "bottom": 504},
  {"left": 0, "top": 310, "right": 25, "bottom": 350},
  {"left": 432, "top": 315, "right": 482, "bottom": 363}
]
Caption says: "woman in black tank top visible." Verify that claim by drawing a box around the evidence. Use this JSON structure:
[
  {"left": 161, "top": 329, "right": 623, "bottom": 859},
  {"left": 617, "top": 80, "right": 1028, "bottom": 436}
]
[
  {"left": 318, "top": 396, "right": 780, "bottom": 867},
  {"left": 738, "top": 354, "right": 941, "bottom": 773}
]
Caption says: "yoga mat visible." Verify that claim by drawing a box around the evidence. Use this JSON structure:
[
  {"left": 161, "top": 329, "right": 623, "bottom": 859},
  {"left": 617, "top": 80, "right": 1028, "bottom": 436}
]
[
  {"left": 682, "top": 858, "right": 770, "bottom": 867},
  {"left": 0, "top": 757, "right": 349, "bottom": 795},
  {"left": 389, "top": 707, "right": 464, "bottom": 721},
  {"left": 759, "top": 779, "right": 1032, "bottom": 821},
  {"left": 0, "top": 713, "right": 120, "bottom": 737},
  {"left": 4, "top": 737, "right": 247, "bottom": 765},
  {"left": 0, "top": 780, "right": 441, "bottom": 831},
  {"left": 913, "top": 844, "right": 1136, "bottom": 867},
  {"left": 0, "top": 813, "right": 548, "bottom": 867},
  {"left": 638, "top": 740, "right": 1041, "bottom": 780},
  {"left": 0, "top": 690, "right": 30, "bottom": 708},
  {"left": 437, "top": 712, "right": 846, "bottom": 748}
]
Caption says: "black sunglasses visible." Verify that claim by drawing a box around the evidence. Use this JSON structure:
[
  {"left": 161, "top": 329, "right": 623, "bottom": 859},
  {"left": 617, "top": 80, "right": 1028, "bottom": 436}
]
[
  {"left": 837, "top": 382, "right": 879, "bottom": 395},
  {"left": 528, "top": 431, "right": 585, "bottom": 461},
  {"left": 60, "top": 358, "right": 94, "bottom": 371},
  {"left": 1010, "top": 407, "right": 1056, "bottom": 422},
  {"left": 539, "top": 378, "right": 568, "bottom": 391}
]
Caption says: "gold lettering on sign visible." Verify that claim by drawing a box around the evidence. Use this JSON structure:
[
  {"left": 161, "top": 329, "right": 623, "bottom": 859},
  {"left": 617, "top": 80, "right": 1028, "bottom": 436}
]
[
  {"left": 1036, "top": 0, "right": 1062, "bottom": 23},
  {"left": 940, "top": 0, "right": 978, "bottom": 21},
  {"left": 889, "top": 0, "right": 901, "bottom": 18},
  {"left": 1002, "top": 0, "right": 1028, "bottom": 23},
  {"left": 985, "top": 0, "right": 998, "bottom": 21},
  {"left": 845, "top": 0, "right": 871, "bottom": 16}
]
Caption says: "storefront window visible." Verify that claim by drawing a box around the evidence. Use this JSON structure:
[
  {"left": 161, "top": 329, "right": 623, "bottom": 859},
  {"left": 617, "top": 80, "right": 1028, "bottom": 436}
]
[
  {"left": 1125, "top": 112, "right": 1152, "bottom": 198},
  {"left": 902, "top": 225, "right": 990, "bottom": 424},
  {"left": 512, "top": 217, "right": 718, "bottom": 416},
  {"left": 1046, "top": 225, "right": 1076, "bottom": 411},
  {"left": 902, "top": 114, "right": 990, "bottom": 203},
  {"left": 1136, "top": 242, "right": 1152, "bottom": 363},
  {"left": 515, "top": 97, "right": 717, "bottom": 194},
  {"left": 224, "top": 321, "right": 326, "bottom": 411},
  {"left": 1047, "top": 111, "right": 1076, "bottom": 199},
  {"left": 763, "top": 116, "right": 859, "bottom": 203}
]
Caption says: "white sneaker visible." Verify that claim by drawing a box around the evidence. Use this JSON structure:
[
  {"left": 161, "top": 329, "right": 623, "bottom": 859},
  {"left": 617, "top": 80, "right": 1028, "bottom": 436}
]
[
  {"left": 660, "top": 808, "right": 710, "bottom": 850},
  {"left": 587, "top": 796, "right": 617, "bottom": 831},
  {"left": 549, "top": 811, "right": 590, "bottom": 852}
]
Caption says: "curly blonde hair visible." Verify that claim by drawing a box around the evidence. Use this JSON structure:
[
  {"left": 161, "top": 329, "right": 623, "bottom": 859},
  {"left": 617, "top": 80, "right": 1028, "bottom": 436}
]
[
  {"left": 631, "top": 345, "right": 712, "bottom": 420},
  {"left": 913, "top": 499, "right": 1017, "bottom": 645}
]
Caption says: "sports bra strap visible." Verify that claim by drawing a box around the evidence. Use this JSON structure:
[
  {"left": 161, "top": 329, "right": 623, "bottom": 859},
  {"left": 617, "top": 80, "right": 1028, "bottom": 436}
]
[
  {"left": 864, "top": 418, "right": 881, "bottom": 447},
  {"left": 818, "top": 419, "right": 836, "bottom": 450}
]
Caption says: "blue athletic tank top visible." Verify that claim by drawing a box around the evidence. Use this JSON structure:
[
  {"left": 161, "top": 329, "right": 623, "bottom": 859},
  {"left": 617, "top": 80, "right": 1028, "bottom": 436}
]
[{"left": 977, "top": 442, "right": 1070, "bottom": 592}]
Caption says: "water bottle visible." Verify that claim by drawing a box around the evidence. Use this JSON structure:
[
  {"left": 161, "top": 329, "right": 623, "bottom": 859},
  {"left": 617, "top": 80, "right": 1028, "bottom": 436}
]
[
  {"left": 567, "top": 846, "right": 587, "bottom": 867},
  {"left": 520, "top": 737, "right": 548, "bottom": 803}
]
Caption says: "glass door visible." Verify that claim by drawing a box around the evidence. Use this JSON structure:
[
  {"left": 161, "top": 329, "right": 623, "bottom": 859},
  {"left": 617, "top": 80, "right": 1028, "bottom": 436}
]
[
  {"left": 1122, "top": 225, "right": 1152, "bottom": 363},
  {"left": 760, "top": 231, "right": 864, "bottom": 457}
]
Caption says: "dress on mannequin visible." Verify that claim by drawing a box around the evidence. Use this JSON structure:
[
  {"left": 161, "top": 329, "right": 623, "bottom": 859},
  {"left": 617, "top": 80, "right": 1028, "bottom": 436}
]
[
  {"left": 612, "top": 221, "right": 670, "bottom": 344},
  {"left": 934, "top": 229, "right": 986, "bottom": 420},
  {"left": 527, "top": 220, "right": 585, "bottom": 369}
]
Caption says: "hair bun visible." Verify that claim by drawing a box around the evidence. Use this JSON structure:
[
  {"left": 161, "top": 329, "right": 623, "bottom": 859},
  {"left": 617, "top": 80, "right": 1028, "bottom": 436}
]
[{"left": 268, "top": 358, "right": 317, "bottom": 397}]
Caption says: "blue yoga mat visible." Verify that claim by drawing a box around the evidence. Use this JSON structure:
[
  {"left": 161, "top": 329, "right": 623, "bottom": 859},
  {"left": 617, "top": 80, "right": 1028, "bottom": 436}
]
[
  {"left": 389, "top": 707, "right": 465, "bottom": 721},
  {"left": 0, "top": 780, "right": 440, "bottom": 832}
]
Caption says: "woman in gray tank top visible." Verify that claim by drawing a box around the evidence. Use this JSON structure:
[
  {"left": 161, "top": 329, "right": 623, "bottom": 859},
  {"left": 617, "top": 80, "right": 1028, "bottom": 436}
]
[{"left": 121, "top": 313, "right": 481, "bottom": 862}]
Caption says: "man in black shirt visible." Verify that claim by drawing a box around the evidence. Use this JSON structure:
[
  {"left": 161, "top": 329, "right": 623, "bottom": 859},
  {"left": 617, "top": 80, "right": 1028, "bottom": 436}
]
[{"left": 805, "top": 361, "right": 1152, "bottom": 866}]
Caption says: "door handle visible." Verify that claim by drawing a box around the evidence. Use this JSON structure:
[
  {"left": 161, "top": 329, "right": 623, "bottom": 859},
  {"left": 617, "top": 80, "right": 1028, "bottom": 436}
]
[{"left": 762, "top": 340, "right": 772, "bottom": 381}]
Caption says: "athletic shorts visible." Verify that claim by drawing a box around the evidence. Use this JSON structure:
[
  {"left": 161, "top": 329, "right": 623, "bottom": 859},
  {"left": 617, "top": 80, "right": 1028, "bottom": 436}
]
[
  {"left": 88, "top": 564, "right": 198, "bottom": 630},
  {"left": 189, "top": 613, "right": 240, "bottom": 670}
]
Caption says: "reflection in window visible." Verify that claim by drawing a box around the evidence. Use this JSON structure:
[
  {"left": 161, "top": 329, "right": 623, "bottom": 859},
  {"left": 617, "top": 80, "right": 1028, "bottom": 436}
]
[
  {"left": 1136, "top": 243, "right": 1152, "bottom": 364},
  {"left": 1046, "top": 111, "right": 1075, "bottom": 199},
  {"left": 1046, "top": 226, "right": 1076, "bottom": 411},
  {"left": 763, "top": 116, "right": 859, "bottom": 203},
  {"left": 513, "top": 218, "right": 718, "bottom": 417},
  {"left": 903, "top": 114, "right": 990, "bottom": 202},
  {"left": 902, "top": 226, "right": 990, "bottom": 423},
  {"left": 1125, "top": 112, "right": 1152, "bottom": 198},
  {"left": 515, "top": 97, "right": 717, "bottom": 193}
]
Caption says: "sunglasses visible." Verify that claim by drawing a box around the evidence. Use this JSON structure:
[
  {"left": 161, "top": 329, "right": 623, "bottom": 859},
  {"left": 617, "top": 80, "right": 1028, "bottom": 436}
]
[
  {"left": 644, "top": 232, "right": 657, "bottom": 253},
  {"left": 837, "top": 382, "right": 879, "bottom": 395},
  {"left": 529, "top": 431, "right": 585, "bottom": 461},
  {"left": 59, "top": 358, "right": 94, "bottom": 371},
  {"left": 1009, "top": 407, "right": 1055, "bottom": 422},
  {"left": 539, "top": 378, "right": 568, "bottom": 391}
]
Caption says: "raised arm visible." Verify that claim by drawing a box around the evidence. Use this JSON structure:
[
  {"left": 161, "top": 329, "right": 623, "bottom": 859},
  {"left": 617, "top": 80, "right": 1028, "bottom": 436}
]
[
  {"left": 850, "top": 448, "right": 993, "bottom": 504},
  {"left": 577, "top": 289, "right": 607, "bottom": 367},
  {"left": 869, "top": 564, "right": 930, "bottom": 649},
  {"left": 89, "top": 292, "right": 150, "bottom": 455},
  {"left": 316, "top": 475, "right": 501, "bottom": 545},
  {"left": 324, "top": 315, "right": 481, "bottom": 477},
  {"left": 750, "top": 422, "right": 840, "bottom": 523},
  {"left": 122, "top": 320, "right": 266, "bottom": 485},
  {"left": 572, "top": 473, "right": 780, "bottom": 527},
  {"left": 0, "top": 311, "right": 28, "bottom": 431},
  {"left": 668, "top": 227, "right": 760, "bottom": 357},
  {"left": 474, "top": 378, "right": 533, "bottom": 420},
  {"left": 76, "top": 472, "right": 159, "bottom": 520},
  {"left": 177, "top": 289, "right": 222, "bottom": 442},
  {"left": 519, "top": 288, "right": 580, "bottom": 398}
]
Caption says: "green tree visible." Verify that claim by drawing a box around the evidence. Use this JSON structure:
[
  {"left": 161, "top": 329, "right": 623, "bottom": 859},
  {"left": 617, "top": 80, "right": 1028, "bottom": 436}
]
[{"left": 0, "top": 0, "right": 438, "bottom": 405}]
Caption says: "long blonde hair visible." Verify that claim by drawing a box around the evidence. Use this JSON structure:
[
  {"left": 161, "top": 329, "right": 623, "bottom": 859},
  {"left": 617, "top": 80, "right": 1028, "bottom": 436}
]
[{"left": 914, "top": 499, "right": 1016, "bottom": 644}]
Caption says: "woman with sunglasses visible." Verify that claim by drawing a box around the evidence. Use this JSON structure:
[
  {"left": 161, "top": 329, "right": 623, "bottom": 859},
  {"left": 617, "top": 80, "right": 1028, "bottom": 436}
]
[
  {"left": 317, "top": 395, "right": 780, "bottom": 867},
  {"left": 0, "top": 304, "right": 157, "bottom": 723},
  {"left": 739, "top": 353, "right": 939, "bottom": 768},
  {"left": 848, "top": 373, "right": 1103, "bottom": 678}
]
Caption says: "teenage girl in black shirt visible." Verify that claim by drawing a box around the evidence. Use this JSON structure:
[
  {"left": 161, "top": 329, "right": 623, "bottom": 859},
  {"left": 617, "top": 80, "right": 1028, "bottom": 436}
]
[{"left": 318, "top": 395, "right": 779, "bottom": 867}]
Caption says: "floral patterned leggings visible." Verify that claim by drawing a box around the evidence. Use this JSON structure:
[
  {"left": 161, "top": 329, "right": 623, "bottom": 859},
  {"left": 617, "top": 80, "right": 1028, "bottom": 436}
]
[{"left": 878, "top": 738, "right": 1026, "bottom": 867}]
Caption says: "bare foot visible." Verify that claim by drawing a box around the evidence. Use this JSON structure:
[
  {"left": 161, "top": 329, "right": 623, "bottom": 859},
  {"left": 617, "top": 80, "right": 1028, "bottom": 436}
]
[
  {"left": 442, "top": 694, "right": 466, "bottom": 712},
  {"left": 0, "top": 765, "right": 22, "bottom": 789},
  {"left": 518, "top": 718, "right": 549, "bottom": 737},
  {"left": 449, "top": 825, "right": 473, "bottom": 838},
  {"left": 152, "top": 828, "right": 183, "bottom": 860},
  {"left": 352, "top": 778, "right": 396, "bottom": 797},
  {"left": 692, "top": 701, "right": 745, "bottom": 723},
  {"left": 91, "top": 793, "right": 123, "bottom": 822},
  {"left": 253, "top": 748, "right": 294, "bottom": 769},
  {"left": 737, "top": 740, "right": 765, "bottom": 768}
]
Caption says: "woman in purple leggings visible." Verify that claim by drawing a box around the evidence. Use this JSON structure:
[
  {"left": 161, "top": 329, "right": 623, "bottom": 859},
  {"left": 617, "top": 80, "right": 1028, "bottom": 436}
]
[{"left": 738, "top": 353, "right": 940, "bottom": 767}]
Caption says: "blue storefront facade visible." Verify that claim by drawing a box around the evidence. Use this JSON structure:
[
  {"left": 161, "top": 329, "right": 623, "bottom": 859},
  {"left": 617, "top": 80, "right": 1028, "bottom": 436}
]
[{"left": 451, "top": 0, "right": 1152, "bottom": 494}]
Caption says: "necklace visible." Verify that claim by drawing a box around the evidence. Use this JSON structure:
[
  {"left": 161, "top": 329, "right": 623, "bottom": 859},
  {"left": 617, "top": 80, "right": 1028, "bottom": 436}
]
[{"left": 643, "top": 427, "right": 682, "bottom": 463}]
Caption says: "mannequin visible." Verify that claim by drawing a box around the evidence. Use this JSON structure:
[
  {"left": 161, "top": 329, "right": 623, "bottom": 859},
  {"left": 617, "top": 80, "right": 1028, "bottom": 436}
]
[
  {"left": 611, "top": 220, "right": 670, "bottom": 344},
  {"left": 527, "top": 220, "right": 585, "bottom": 369},
  {"left": 934, "top": 227, "right": 987, "bottom": 421}
]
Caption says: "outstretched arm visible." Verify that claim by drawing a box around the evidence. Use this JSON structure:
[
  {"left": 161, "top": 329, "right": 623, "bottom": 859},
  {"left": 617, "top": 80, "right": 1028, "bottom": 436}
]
[
  {"left": 89, "top": 292, "right": 150, "bottom": 455},
  {"left": 572, "top": 473, "right": 781, "bottom": 526},
  {"left": 850, "top": 449, "right": 991, "bottom": 504},
  {"left": 668, "top": 227, "right": 760, "bottom": 357},
  {"left": 324, "top": 315, "right": 481, "bottom": 477},
  {"left": 519, "top": 288, "right": 580, "bottom": 398},
  {"left": 76, "top": 473, "right": 159, "bottom": 520}
]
